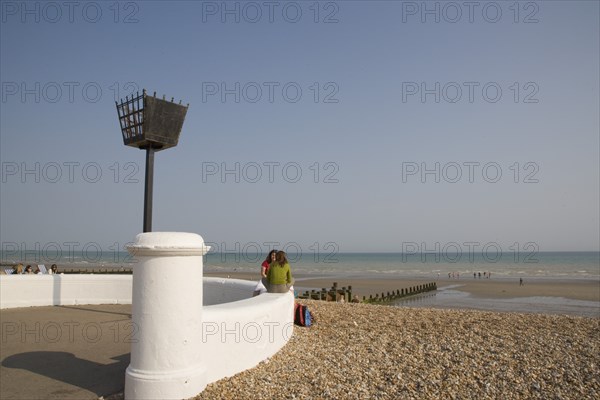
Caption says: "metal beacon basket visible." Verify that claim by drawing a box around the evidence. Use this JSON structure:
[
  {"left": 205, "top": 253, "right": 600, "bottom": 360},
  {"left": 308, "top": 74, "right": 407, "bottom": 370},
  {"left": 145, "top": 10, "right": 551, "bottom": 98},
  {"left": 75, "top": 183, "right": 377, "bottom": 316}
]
[
  {"left": 115, "top": 89, "right": 189, "bottom": 232},
  {"left": 116, "top": 89, "right": 188, "bottom": 151}
]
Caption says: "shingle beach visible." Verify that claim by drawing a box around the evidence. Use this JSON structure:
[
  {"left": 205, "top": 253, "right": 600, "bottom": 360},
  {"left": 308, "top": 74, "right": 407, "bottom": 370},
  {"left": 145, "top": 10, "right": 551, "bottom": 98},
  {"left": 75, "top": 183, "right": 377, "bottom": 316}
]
[{"left": 195, "top": 300, "right": 599, "bottom": 399}]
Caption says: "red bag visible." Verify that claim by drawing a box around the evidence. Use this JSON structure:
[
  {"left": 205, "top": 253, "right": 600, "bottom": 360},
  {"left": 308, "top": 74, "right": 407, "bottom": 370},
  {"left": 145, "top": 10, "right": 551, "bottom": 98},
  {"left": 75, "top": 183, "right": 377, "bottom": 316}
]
[{"left": 294, "top": 303, "right": 312, "bottom": 327}]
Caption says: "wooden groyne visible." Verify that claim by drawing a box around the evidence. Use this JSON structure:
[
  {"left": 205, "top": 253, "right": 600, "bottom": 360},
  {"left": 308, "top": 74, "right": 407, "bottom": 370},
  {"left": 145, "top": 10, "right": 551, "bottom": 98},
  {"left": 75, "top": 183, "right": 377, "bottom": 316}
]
[
  {"left": 362, "top": 282, "right": 437, "bottom": 304},
  {"left": 297, "top": 281, "right": 437, "bottom": 303},
  {"left": 61, "top": 267, "right": 133, "bottom": 274},
  {"left": 297, "top": 282, "right": 354, "bottom": 302}
]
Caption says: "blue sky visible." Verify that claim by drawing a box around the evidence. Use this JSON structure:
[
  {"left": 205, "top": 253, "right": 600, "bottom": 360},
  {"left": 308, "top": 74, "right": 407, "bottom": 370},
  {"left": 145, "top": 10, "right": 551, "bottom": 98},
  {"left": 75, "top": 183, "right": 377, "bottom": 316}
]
[{"left": 1, "top": 0, "right": 599, "bottom": 255}]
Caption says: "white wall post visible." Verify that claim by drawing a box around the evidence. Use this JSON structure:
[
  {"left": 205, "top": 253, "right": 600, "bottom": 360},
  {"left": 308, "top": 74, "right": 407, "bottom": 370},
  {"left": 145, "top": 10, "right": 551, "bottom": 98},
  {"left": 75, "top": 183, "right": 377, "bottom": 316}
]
[{"left": 125, "top": 232, "right": 210, "bottom": 400}]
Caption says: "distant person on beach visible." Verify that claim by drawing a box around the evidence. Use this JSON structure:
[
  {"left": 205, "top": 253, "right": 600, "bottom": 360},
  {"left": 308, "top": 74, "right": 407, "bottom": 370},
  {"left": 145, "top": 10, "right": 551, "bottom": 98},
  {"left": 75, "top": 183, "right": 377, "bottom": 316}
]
[
  {"left": 24, "top": 265, "right": 34, "bottom": 274},
  {"left": 520, "top": 278, "right": 524, "bottom": 286},
  {"left": 473, "top": 272, "right": 476, "bottom": 279},
  {"left": 267, "top": 250, "right": 294, "bottom": 293}
]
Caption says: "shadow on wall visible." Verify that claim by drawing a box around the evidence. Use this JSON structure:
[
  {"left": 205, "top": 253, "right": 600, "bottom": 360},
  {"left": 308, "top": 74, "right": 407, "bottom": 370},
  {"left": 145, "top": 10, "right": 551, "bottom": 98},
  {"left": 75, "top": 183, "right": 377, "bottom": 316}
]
[{"left": 2, "top": 351, "right": 129, "bottom": 398}]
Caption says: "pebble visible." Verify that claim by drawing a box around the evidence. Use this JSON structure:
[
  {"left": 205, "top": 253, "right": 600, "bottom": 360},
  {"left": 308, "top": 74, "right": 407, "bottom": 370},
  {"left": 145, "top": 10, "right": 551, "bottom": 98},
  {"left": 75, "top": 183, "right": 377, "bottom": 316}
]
[{"left": 195, "top": 301, "right": 600, "bottom": 399}]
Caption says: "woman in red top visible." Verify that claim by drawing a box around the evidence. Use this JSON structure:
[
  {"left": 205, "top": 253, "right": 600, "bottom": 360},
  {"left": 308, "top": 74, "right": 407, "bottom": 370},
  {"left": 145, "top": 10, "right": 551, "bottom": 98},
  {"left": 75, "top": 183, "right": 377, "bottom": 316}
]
[
  {"left": 261, "top": 250, "right": 277, "bottom": 278},
  {"left": 254, "top": 250, "right": 277, "bottom": 296}
]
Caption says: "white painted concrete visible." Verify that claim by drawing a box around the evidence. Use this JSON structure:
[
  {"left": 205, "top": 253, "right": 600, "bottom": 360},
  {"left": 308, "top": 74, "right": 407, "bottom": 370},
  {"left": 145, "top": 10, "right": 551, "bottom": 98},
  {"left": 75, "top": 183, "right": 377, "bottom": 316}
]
[
  {"left": 203, "top": 277, "right": 258, "bottom": 305},
  {"left": 0, "top": 276, "right": 266, "bottom": 309},
  {"left": 203, "top": 291, "right": 294, "bottom": 384},
  {"left": 0, "top": 274, "right": 132, "bottom": 309},
  {"left": 125, "top": 232, "right": 210, "bottom": 400}
]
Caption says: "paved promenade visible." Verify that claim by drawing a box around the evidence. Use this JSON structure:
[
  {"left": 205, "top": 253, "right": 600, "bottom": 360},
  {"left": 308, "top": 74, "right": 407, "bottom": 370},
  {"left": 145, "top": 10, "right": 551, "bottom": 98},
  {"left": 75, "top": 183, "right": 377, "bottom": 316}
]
[{"left": 1, "top": 304, "right": 133, "bottom": 400}]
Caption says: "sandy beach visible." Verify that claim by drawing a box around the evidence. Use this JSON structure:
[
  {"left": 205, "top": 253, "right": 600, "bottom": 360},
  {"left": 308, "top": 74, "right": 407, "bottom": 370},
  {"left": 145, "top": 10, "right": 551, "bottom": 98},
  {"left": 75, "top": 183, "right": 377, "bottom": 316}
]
[
  {"left": 296, "top": 276, "right": 599, "bottom": 302},
  {"left": 205, "top": 271, "right": 600, "bottom": 317},
  {"left": 195, "top": 300, "right": 600, "bottom": 399},
  {"left": 205, "top": 272, "right": 599, "bottom": 301},
  {"left": 1, "top": 273, "right": 598, "bottom": 399}
]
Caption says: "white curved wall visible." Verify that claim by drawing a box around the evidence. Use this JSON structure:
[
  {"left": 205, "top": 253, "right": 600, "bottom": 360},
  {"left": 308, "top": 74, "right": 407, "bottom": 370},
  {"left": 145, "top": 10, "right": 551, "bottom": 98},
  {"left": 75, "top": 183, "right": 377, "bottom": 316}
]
[
  {"left": 203, "top": 291, "right": 294, "bottom": 383},
  {"left": 0, "top": 275, "right": 293, "bottom": 387},
  {"left": 1, "top": 275, "right": 266, "bottom": 309},
  {"left": 203, "top": 277, "right": 258, "bottom": 305},
  {"left": 0, "top": 274, "right": 132, "bottom": 309}
]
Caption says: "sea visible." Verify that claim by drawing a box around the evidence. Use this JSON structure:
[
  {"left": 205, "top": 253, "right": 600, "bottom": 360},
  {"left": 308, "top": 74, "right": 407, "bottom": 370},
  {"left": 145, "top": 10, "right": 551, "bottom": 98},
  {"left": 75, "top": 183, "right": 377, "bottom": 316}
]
[
  {"left": 2, "top": 249, "right": 598, "bottom": 316},
  {"left": 2, "top": 249, "right": 598, "bottom": 280}
]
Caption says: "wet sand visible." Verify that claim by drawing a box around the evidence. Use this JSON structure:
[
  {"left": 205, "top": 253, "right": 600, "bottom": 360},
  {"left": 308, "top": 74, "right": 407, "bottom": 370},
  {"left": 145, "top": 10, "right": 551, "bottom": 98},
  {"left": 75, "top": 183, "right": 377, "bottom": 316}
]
[
  {"left": 206, "top": 271, "right": 599, "bottom": 302},
  {"left": 205, "top": 271, "right": 600, "bottom": 317}
]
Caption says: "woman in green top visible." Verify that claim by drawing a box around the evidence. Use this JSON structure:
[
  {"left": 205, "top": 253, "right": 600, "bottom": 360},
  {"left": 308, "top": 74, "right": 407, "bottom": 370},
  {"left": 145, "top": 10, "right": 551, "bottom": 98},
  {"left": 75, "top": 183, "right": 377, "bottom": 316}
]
[{"left": 266, "top": 250, "right": 294, "bottom": 293}]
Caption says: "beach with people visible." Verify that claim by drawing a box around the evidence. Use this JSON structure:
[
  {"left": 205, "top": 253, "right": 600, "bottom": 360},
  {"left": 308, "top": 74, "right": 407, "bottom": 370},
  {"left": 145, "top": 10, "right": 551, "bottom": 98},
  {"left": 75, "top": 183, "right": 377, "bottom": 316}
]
[
  {"left": 3, "top": 250, "right": 599, "bottom": 317},
  {"left": 206, "top": 253, "right": 599, "bottom": 397},
  {"left": 196, "top": 250, "right": 600, "bottom": 398},
  {"left": 1, "top": 250, "right": 598, "bottom": 399},
  {"left": 195, "top": 252, "right": 600, "bottom": 397},
  {"left": 2, "top": 297, "right": 597, "bottom": 400}
]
